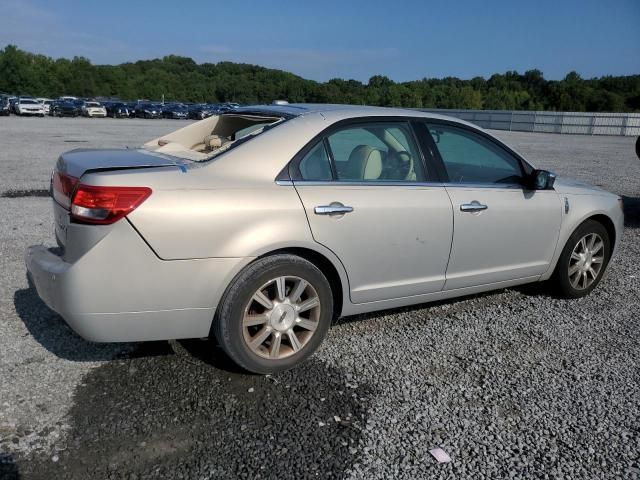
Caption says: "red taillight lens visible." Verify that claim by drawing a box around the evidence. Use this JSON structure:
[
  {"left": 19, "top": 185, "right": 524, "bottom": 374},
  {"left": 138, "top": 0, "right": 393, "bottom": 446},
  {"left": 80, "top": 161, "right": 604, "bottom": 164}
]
[
  {"left": 70, "top": 185, "right": 152, "bottom": 224},
  {"left": 52, "top": 172, "right": 79, "bottom": 209}
]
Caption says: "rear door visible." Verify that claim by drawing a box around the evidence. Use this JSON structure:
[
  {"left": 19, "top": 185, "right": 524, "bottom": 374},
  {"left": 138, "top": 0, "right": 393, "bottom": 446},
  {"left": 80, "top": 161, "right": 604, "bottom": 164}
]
[
  {"left": 418, "top": 121, "right": 561, "bottom": 290},
  {"left": 290, "top": 120, "right": 454, "bottom": 304}
]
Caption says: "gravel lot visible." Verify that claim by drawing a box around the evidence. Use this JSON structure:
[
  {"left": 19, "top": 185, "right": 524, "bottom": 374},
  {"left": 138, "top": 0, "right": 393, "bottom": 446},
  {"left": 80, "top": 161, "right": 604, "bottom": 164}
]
[{"left": 1, "top": 116, "right": 638, "bottom": 479}]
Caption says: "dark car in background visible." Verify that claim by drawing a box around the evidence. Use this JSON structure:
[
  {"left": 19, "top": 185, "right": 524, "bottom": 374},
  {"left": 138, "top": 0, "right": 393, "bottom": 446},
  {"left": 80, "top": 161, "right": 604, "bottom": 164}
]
[
  {"left": 105, "top": 102, "right": 130, "bottom": 118},
  {"left": 0, "top": 96, "right": 10, "bottom": 116},
  {"left": 162, "top": 103, "right": 189, "bottom": 119},
  {"left": 51, "top": 100, "right": 82, "bottom": 117},
  {"left": 188, "top": 103, "right": 219, "bottom": 120},
  {"left": 8, "top": 97, "right": 18, "bottom": 113},
  {"left": 135, "top": 103, "right": 163, "bottom": 119},
  {"left": 124, "top": 102, "right": 137, "bottom": 118}
]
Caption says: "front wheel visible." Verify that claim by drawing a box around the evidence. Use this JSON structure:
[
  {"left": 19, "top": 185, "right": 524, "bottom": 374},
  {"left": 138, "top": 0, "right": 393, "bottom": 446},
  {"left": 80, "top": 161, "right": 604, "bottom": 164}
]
[
  {"left": 552, "top": 220, "right": 611, "bottom": 298},
  {"left": 213, "top": 254, "right": 333, "bottom": 374}
]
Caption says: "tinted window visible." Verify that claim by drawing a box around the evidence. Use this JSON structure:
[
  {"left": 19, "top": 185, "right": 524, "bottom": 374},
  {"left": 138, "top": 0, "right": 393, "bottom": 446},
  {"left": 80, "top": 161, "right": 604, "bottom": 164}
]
[
  {"left": 299, "top": 142, "right": 332, "bottom": 181},
  {"left": 427, "top": 124, "right": 523, "bottom": 184},
  {"left": 326, "top": 123, "right": 426, "bottom": 182}
]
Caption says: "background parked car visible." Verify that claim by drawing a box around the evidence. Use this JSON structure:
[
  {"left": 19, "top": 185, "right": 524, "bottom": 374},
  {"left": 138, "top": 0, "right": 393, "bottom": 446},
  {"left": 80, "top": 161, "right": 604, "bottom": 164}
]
[
  {"left": 124, "top": 102, "right": 138, "bottom": 117},
  {"left": 14, "top": 98, "right": 45, "bottom": 116},
  {"left": 51, "top": 100, "right": 82, "bottom": 117},
  {"left": 0, "top": 96, "right": 10, "bottom": 116},
  {"left": 162, "top": 103, "right": 189, "bottom": 119},
  {"left": 82, "top": 101, "right": 107, "bottom": 118},
  {"left": 104, "top": 102, "right": 130, "bottom": 118},
  {"left": 188, "top": 103, "right": 218, "bottom": 120},
  {"left": 42, "top": 99, "right": 54, "bottom": 115},
  {"left": 35, "top": 98, "right": 54, "bottom": 115},
  {"left": 135, "top": 103, "right": 163, "bottom": 119},
  {"left": 8, "top": 97, "right": 18, "bottom": 113}
]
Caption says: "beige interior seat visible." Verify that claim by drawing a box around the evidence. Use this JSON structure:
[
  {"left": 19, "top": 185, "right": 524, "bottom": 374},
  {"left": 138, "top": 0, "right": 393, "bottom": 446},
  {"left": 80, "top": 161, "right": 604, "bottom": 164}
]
[
  {"left": 345, "top": 145, "right": 383, "bottom": 180},
  {"left": 204, "top": 134, "right": 231, "bottom": 150}
]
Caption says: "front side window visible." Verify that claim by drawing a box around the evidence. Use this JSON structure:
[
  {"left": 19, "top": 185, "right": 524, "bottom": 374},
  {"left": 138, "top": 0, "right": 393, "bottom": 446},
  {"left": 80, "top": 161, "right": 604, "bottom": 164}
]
[
  {"left": 427, "top": 124, "right": 523, "bottom": 184},
  {"left": 326, "top": 123, "right": 426, "bottom": 182}
]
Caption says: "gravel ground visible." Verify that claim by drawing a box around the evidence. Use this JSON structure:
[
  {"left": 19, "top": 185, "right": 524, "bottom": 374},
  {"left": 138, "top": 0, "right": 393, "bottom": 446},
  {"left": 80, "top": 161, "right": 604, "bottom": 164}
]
[{"left": 0, "top": 116, "right": 638, "bottom": 479}]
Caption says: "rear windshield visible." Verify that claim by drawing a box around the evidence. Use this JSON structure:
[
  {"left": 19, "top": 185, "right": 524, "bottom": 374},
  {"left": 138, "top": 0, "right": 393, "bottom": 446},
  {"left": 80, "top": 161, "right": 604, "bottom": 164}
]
[{"left": 145, "top": 113, "right": 286, "bottom": 162}]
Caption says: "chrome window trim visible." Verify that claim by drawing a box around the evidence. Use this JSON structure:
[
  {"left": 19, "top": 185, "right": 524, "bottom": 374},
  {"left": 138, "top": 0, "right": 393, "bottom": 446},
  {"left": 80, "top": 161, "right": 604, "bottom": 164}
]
[
  {"left": 441, "top": 182, "right": 525, "bottom": 190},
  {"left": 276, "top": 179, "right": 529, "bottom": 189},
  {"left": 276, "top": 180, "right": 446, "bottom": 187}
]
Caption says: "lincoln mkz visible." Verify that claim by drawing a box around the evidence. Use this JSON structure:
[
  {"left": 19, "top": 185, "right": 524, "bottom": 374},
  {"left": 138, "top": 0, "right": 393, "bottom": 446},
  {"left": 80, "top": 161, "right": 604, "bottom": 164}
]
[{"left": 26, "top": 104, "right": 624, "bottom": 373}]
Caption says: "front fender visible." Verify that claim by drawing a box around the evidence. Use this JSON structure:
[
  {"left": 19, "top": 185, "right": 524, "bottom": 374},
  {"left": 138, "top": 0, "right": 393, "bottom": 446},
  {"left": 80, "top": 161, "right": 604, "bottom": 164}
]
[{"left": 539, "top": 193, "right": 624, "bottom": 280}]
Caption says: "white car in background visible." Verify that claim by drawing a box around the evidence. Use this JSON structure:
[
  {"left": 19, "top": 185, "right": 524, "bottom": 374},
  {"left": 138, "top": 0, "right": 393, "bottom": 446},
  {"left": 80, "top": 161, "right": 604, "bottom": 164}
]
[
  {"left": 15, "top": 98, "right": 45, "bottom": 116},
  {"left": 82, "top": 101, "right": 107, "bottom": 118},
  {"left": 36, "top": 98, "right": 54, "bottom": 114}
]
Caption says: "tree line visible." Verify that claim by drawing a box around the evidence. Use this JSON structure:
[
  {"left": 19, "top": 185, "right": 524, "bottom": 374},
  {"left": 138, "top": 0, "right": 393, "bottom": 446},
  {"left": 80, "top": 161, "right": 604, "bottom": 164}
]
[{"left": 1, "top": 44, "right": 638, "bottom": 112}]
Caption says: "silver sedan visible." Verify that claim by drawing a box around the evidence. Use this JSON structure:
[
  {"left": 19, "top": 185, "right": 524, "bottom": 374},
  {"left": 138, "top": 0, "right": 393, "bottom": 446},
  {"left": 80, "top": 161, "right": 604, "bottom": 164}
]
[{"left": 26, "top": 104, "right": 624, "bottom": 373}]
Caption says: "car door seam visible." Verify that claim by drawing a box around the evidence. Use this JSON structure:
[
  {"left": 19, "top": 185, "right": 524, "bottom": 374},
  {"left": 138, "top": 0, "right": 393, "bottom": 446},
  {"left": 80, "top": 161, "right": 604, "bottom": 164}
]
[{"left": 442, "top": 186, "right": 456, "bottom": 290}]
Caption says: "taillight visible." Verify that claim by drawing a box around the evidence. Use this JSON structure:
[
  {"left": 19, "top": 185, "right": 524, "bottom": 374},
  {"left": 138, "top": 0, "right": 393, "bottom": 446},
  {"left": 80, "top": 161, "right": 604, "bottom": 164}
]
[
  {"left": 52, "top": 172, "right": 78, "bottom": 209},
  {"left": 70, "top": 185, "right": 152, "bottom": 225}
]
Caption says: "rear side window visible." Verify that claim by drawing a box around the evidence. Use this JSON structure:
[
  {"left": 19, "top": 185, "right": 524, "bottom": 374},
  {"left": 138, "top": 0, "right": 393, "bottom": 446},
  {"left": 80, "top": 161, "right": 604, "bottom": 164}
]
[
  {"left": 327, "top": 128, "right": 387, "bottom": 164},
  {"left": 327, "top": 124, "right": 425, "bottom": 182},
  {"left": 293, "top": 122, "right": 429, "bottom": 183},
  {"left": 427, "top": 124, "right": 523, "bottom": 184}
]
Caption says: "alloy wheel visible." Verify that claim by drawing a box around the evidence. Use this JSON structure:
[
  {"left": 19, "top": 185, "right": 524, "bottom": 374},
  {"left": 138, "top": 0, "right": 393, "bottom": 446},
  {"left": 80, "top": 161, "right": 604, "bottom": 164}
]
[
  {"left": 242, "top": 276, "right": 321, "bottom": 359},
  {"left": 568, "top": 233, "right": 605, "bottom": 290}
]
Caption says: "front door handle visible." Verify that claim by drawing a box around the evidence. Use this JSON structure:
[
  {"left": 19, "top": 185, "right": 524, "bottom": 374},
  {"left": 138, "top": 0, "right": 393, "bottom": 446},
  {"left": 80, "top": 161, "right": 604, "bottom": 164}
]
[
  {"left": 460, "top": 201, "right": 488, "bottom": 212},
  {"left": 314, "top": 203, "right": 354, "bottom": 215}
]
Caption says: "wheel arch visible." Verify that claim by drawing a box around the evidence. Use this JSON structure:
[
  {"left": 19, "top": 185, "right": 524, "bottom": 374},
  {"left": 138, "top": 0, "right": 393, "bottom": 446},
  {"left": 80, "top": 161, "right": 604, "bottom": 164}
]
[
  {"left": 543, "top": 211, "right": 618, "bottom": 281},
  {"left": 255, "top": 247, "right": 346, "bottom": 319},
  {"left": 586, "top": 213, "right": 616, "bottom": 250}
]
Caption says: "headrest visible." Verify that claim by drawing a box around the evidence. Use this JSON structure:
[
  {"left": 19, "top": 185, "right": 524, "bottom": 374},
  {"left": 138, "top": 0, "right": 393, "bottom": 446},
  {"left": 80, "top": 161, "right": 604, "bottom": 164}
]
[{"left": 346, "top": 145, "right": 383, "bottom": 180}]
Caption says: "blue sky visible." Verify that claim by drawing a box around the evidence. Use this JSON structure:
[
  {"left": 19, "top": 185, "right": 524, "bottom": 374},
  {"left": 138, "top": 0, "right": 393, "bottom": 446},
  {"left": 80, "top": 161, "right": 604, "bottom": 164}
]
[{"left": 1, "top": 0, "right": 638, "bottom": 82}]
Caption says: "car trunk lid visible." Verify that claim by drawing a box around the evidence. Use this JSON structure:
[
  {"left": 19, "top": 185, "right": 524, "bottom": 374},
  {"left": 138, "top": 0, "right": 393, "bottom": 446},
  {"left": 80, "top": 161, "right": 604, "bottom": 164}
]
[
  {"left": 55, "top": 148, "right": 186, "bottom": 178},
  {"left": 52, "top": 148, "right": 188, "bottom": 250}
]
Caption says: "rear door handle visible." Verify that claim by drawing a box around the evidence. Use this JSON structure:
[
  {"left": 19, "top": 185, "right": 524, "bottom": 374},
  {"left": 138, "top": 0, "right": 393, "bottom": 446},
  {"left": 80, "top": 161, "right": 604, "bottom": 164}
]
[
  {"left": 460, "top": 201, "right": 488, "bottom": 212},
  {"left": 314, "top": 204, "right": 354, "bottom": 215}
]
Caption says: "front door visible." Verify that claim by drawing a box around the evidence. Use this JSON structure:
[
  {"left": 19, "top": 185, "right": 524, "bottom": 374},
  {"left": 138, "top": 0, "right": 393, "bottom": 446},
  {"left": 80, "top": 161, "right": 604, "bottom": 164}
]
[{"left": 422, "top": 122, "right": 562, "bottom": 290}]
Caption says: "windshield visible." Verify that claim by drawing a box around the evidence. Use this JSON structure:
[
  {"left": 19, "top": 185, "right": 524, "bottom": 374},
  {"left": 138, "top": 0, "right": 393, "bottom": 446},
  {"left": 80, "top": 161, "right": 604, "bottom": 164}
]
[
  {"left": 21, "top": 100, "right": 38, "bottom": 105},
  {"left": 86, "top": 102, "right": 101, "bottom": 107}
]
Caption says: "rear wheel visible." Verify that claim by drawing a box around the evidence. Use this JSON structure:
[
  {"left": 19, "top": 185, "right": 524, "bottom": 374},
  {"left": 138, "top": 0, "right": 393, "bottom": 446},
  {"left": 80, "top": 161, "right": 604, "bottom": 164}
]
[
  {"left": 553, "top": 220, "right": 611, "bottom": 298},
  {"left": 213, "top": 254, "right": 333, "bottom": 374}
]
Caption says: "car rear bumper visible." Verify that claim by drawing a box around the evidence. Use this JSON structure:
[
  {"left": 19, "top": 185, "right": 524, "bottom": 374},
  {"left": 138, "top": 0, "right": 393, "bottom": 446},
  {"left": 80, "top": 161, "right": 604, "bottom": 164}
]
[{"left": 25, "top": 219, "right": 250, "bottom": 342}]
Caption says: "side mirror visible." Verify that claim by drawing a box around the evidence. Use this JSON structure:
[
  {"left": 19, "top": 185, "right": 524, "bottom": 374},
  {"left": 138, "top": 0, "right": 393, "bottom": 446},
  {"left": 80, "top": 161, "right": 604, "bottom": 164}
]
[{"left": 531, "top": 169, "right": 556, "bottom": 190}]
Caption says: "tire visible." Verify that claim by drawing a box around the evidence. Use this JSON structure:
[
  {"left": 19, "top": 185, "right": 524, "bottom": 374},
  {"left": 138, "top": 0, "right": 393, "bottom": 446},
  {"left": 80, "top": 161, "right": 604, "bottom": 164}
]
[
  {"left": 552, "top": 219, "right": 611, "bottom": 298},
  {"left": 213, "top": 254, "right": 333, "bottom": 374}
]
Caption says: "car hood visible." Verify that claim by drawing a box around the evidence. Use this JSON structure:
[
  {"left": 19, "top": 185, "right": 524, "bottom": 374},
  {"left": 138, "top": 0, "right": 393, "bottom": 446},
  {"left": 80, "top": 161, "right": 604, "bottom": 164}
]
[
  {"left": 56, "top": 148, "right": 189, "bottom": 178},
  {"left": 553, "top": 177, "right": 613, "bottom": 196}
]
